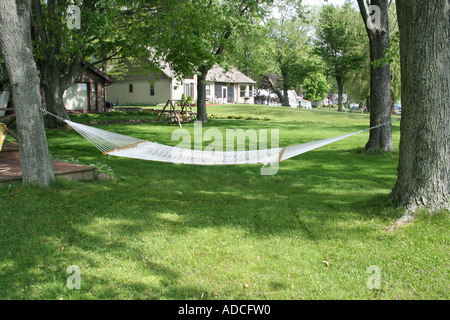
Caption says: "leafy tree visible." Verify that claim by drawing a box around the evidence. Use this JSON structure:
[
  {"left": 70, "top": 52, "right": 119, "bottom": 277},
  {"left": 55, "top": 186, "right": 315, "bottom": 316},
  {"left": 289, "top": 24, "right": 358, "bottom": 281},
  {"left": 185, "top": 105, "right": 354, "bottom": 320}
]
[
  {"left": 229, "top": 0, "right": 317, "bottom": 107},
  {"left": 150, "top": 0, "right": 272, "bottom": 121},
  {"left": 31, "top": 0, "right": 156, "bottom": 128},
  {"left": 344, "top": 43, "right": 370, "bottom": 107},
  {"left": 301, "top": 72, "right": 330, "bottom": 102},
  {"left": 260, "top": 10, "right": 315, "bottom": 106},
  {"left": 313, "top": 2, "right": 366, "bottom": 111}
]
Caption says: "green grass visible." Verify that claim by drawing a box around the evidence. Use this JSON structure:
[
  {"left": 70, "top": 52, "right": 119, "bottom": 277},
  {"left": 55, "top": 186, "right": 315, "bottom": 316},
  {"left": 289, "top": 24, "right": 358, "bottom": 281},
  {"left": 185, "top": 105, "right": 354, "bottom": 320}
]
[{"left": 0, "top": 105, "right": 448, "bottom": 300}]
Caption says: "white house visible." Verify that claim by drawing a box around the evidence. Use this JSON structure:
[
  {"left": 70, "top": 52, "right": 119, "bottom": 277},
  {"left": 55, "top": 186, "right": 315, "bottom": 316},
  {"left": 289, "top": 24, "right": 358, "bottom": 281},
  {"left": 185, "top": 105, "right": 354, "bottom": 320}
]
[
  {"left": 299, "top": 98, "right": 312, "bottom": 109},
  {"left": 254, "top": 89, "right": 281, "bottom": 106},
  {"left": 287, "top": 90, "right": 299, "bottom": 108},
  {"left": 206, "top": 65, "right": 256, "bottom": 104},
  {"left": 287, "top": 90, "right": 312, "bottom": 109},
  {"left": 105, "top": 59, "right": 256, "bottom": 106}
]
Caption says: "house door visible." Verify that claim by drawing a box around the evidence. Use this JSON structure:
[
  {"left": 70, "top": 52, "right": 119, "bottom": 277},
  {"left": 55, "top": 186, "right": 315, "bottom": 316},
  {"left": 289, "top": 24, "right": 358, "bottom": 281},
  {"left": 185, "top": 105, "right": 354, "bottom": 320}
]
[{"left": 222, "top": 87, "right": 227, "bottom": 102}]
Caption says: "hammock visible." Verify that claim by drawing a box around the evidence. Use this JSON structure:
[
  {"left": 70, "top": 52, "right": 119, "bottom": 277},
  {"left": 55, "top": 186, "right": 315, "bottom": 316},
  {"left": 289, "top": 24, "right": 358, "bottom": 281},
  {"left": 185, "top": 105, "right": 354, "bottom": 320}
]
[{"left": 42, "top": 108, "right": 397, "bottom": 166}]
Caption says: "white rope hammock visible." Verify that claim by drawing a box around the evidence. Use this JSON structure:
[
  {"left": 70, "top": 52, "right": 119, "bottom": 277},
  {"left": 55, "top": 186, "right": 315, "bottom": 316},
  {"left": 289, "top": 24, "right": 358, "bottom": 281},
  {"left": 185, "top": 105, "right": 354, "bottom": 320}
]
[{"left": 42, "top": 109, "right": 398, "bottom": 166}]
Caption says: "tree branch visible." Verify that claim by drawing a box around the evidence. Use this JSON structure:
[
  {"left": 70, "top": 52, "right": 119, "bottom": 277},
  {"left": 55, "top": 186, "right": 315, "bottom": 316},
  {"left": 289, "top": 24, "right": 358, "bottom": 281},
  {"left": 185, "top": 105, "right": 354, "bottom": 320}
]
[{"left": 357, "top": 0, "right": 375, "bottom": 36}]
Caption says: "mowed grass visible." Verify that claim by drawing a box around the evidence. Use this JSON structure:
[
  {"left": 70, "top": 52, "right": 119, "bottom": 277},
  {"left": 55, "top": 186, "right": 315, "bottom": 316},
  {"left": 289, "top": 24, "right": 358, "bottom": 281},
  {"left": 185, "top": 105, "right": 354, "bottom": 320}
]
[{"left": 0, "top": 105, "right": 448, "bottom": 300}]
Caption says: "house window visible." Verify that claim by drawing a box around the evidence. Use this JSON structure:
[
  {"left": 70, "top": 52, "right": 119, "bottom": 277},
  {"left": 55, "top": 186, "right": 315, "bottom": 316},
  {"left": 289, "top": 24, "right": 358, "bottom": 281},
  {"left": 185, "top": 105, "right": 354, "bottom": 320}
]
[
  {"left": 150, "top": 84, "right": 155, "bottom": 96},
  {"left": 129, "top": 84, "right": 133, "bottom": 93},
  {"left": 249, "top": 85, "right": 253, "bottom": 96},
  {"left": 205, "top": 84, "right": 210, "bottom": 96},
  {"left": 240, "top": 85, "right": 247, "bottom": 98}
]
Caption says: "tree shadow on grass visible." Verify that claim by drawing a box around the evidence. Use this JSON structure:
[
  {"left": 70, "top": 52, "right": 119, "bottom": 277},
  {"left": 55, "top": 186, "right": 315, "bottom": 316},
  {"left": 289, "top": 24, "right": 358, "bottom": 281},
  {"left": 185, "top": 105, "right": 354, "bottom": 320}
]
[{"left": 0, "top": 122, "right": 402, "bottom": 299}]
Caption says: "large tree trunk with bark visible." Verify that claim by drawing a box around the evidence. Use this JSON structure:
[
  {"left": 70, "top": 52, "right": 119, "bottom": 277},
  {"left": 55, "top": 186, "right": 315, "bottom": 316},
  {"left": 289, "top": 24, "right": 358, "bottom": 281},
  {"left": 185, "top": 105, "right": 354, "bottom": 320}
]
[
  {"left": 358, "top": 0, "right": 394, "bottom": 153},
  {"left": 281, "top": 69, "right": 290, "bottom": 107},
  {"left": 31, "top": 0, "right": 70, "bottom": 129},
  {"left": 0, "top": 0, "right": 55, "bottom": 186},
  {"left": 196, "top": 64, "right": 209, "bottom": 122},
  {"left": 39, "top": 60, "right": 70, "bottom": 129},
  {"left": 388, "top": 0, "right": 449, "bottom": 217}
]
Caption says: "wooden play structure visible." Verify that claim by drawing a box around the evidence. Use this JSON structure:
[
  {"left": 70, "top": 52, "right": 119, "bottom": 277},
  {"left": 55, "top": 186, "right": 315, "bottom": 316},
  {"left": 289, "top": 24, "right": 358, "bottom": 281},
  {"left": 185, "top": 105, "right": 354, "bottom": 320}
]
[{"left": 155, "top": 99, "right": 198, "bottom": 127}]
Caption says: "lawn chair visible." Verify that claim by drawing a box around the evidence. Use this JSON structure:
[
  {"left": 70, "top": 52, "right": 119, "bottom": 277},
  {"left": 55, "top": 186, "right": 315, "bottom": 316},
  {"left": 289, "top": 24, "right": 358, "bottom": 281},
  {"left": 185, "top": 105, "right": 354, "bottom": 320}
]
[{"left": 0, "top": 123, "right": 7, "bottom": 151}]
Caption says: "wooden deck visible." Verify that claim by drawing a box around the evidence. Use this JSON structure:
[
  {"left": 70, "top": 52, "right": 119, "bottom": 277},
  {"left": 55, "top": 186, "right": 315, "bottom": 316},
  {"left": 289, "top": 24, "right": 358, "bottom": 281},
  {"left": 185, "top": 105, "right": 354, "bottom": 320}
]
[{"left": 0, "top": 151, "right": 95, "bottom": 186}]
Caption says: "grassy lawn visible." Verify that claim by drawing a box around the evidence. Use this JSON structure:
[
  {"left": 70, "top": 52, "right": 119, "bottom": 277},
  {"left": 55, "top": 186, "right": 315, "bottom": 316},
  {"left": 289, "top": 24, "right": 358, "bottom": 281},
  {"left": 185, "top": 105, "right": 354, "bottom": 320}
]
[{"left": 0, "top": 104, "right": 448, "bottom": 300}]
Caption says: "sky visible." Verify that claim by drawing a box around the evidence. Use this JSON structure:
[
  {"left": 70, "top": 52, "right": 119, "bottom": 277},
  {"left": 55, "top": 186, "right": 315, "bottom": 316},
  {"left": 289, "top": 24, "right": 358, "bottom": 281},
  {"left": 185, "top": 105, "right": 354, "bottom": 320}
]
[
  {"left": 302, "top": 0, "right": 348, "bottom": 6},
  {"left": 270, "top": 0, "right": 356, "bottom": 19}
]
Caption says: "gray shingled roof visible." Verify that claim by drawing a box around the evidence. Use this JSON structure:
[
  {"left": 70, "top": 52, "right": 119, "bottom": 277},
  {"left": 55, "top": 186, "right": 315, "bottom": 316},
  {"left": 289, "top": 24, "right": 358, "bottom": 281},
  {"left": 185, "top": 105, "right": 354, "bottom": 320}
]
[
  {"left": 157, "top": 60, "right": 256, "bottom": 84},
  {"left": 205, "top": 64, "right": 256, "bottom": 84}
]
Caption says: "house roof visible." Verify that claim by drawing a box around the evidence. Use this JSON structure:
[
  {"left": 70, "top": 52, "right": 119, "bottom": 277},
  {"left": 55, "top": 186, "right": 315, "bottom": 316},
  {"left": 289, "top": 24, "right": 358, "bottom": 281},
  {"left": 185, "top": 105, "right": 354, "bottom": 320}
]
[
  {"left": 205, "top": 64, "right": 256, "bottom": 84},
  {"left": 155, "top": 59, "right": 256, "bottom": 84},
  {"left": 110, "top": 54, "right": 256, "bottom": 84},
  {"left": 80, "top": 60, "right": 115, "bottom": 83}
]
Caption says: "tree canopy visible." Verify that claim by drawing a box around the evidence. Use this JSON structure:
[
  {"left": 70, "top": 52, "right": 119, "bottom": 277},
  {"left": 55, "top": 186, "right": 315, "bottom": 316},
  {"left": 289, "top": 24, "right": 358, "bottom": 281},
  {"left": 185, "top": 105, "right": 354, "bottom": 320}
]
[{"left": 313, "top": 2, "right": 366, "bottom": 111}]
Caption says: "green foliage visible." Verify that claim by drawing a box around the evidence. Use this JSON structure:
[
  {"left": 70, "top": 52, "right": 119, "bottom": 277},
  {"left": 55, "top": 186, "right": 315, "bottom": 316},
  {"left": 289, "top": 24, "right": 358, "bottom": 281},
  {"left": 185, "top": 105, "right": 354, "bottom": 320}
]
[
  {"left": 150, "top": 0, "right": 272, "bottom": 77},
  {"left": 32, "top": 0, "right": 156, "bottom": 89},
  {"left": 208, "top": 113, "right": 271, "bottom": 121},
  {"left": 302, "top": 73, "right": 330, "bottom": 101},
  {"left": 372, "top": 31, "right": 400, "bottom": 68},
  {"left": 232, "top": 1, "right": 315, "bottom": 98},
  {"left": 313, "top": 3, "right": 366, "bottom": 81},
  {"left": 49, "top": 155, "right": 116, "bottom": 179}
]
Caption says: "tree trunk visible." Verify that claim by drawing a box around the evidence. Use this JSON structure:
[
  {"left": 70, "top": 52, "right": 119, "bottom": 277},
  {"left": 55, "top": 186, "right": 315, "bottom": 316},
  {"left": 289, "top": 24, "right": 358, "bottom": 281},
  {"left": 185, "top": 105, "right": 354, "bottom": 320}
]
[
  {"left": 0, "top": 0, "right": 55, "bottom": 186},
  {"left": 365, "top": 95, "right": 371, "bottom": 113},
  {"left": 39, "top": 61, "right": 70, "bottom": 129},
  {"left": 31, "top": 0, "right": 70, "bottom": 129},
  {"left": 358, "top": 0, "right": 394, "bottom": 153},
  {"left": 388, "top": 0, "right": 449, "bottom": 215},
  {"left": 196, "top": 64, "right": 209, "bottom": 122},
  {"left": 282, "top": 86, "right": 289, "bottom": 107},
  {"left": 266, "top": 76, "right": 285, "bottom": 107},
  {"left": 336, "top": 75, "right": 344, "bottom": 112},
  {"left": 281, "top": 70, "right": 290, "bottom": 107}
]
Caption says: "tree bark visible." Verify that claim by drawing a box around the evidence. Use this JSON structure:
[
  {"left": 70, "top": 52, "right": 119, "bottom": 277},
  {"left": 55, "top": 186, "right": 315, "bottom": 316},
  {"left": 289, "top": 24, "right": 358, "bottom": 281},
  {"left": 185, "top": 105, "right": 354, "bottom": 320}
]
[
  {"left": 31, "top": 0, "right": 70, "bottom": 129},
  {"left": 265, "top": 76, "right": 286, "bottom": 106},
  {"left": 0, "top": 0, "right": 55, "bottom": 186},
  {"left": 336, "top": 75, "right": 344, "bottom": 112},
  {"left": 196, "top": 64, "right": 209, "bottom": 122},
  {"left": 39, "top": 60, "right": 70, "bottom": 129},
  {"left": 365, "top": 95, "right": 371, "bottom": 113},
  {"left": 357, "top": 0, "right": 394, "bottom": 153},
  {"left": 388, "top": 0, "right": 449, "bottom": 215},
  {"left": 281, "top": 70, "right": 290, "bottom": 107}
]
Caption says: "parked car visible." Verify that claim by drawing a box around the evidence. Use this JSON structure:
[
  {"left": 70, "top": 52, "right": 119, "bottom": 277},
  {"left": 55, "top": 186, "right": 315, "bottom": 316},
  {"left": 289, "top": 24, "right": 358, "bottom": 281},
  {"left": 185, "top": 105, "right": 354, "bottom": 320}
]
[{"left": 394, "top": 105, "right": 402, "bottom": 115}]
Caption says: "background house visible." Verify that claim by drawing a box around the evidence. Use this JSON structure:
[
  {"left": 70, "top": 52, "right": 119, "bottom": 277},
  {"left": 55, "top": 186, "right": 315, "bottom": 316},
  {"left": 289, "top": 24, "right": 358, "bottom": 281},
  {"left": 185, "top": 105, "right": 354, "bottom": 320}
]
[
  {"left": 105, "top": 60, "right": 256, "bottom": 106},
  {"left": 299, "top": 98, "right": 312, "bottom": 109},
  {"left": 62, "top": 60, "right": 115, "bottom": 113},
  {"left": 205, "top": 65, "right": 256, "bottom": 104}
]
